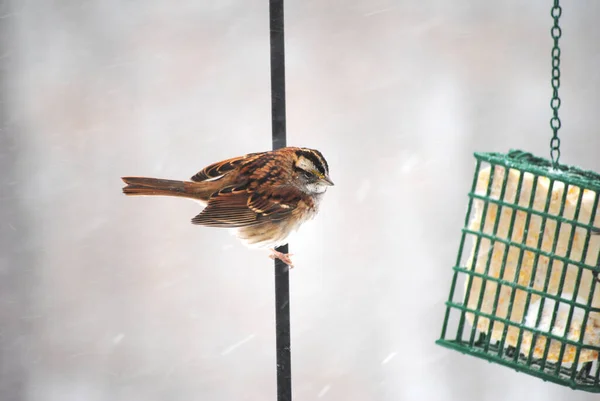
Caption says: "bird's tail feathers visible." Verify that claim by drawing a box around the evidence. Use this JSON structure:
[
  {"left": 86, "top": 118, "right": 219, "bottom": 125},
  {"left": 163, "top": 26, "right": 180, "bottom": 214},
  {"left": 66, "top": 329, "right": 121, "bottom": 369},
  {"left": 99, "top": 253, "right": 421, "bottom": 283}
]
[{"left": 122, "top": 177, "right": 197, "bottom": 198}]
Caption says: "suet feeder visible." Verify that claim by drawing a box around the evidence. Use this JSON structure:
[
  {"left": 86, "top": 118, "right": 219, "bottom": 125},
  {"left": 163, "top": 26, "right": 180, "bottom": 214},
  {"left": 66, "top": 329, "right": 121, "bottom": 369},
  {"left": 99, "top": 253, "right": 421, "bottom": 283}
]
[
  {"left": 436, "top": 1, "right": 600, "bottom": 393},
  {"left": 436, "top": 151, "right": 600, "bottom": 391}
]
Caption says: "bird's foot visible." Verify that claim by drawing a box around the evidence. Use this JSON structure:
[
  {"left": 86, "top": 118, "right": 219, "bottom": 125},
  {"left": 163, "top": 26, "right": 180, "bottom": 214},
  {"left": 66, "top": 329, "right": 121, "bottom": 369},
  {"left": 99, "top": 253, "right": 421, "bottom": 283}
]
[{"left": 269, "top": 249, "right": 294, "bottom": 268}]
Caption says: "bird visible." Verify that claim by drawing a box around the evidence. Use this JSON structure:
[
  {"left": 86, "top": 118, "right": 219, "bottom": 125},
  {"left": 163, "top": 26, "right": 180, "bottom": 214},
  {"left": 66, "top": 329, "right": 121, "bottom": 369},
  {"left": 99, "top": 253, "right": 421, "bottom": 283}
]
[{"left": 121, "top": 147, "right": 333, "bottom": 267}]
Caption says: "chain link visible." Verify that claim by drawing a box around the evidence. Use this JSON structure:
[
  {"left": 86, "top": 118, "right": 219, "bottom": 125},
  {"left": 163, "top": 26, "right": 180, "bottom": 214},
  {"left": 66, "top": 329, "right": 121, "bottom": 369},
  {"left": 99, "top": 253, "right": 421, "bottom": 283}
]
[{"left": 550, "top": 0, "right": 562, "bottom": 167}]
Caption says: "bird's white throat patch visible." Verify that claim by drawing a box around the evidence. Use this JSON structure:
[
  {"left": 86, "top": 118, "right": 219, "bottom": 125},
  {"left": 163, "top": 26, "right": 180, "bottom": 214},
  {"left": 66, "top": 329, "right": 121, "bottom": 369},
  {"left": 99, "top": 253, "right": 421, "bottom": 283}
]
[{"left": 306, "top": 182, "right": 328, "bottom": 194}]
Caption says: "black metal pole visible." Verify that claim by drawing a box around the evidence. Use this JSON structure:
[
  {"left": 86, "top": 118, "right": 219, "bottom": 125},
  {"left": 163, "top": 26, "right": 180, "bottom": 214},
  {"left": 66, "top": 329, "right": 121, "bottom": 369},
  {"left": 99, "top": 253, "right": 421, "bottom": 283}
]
[{"left": 269, "top": 0, "right": 291, "bottom": 400}]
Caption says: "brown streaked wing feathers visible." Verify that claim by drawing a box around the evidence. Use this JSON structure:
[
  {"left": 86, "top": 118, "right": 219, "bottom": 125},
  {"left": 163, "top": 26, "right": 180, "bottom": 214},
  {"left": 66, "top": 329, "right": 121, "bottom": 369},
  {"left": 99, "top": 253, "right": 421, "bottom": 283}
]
[
  {"left": 191, "top": 183, "right": 302, "bottom": 228},
  {"left": 190, "top": 152, "right": 265, "bottom": 182},
  {"left": 248, "top": 185, "right": 302, "bottom": 222},
  {"left": 191, "top": 184, "right": 255, "bottom": 227}
]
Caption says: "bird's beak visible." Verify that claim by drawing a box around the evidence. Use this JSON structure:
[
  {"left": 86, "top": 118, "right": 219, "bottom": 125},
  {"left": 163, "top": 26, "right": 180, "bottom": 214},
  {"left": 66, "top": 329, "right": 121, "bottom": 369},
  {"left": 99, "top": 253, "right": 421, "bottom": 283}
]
[{"left": 320, "top": 176, "right": 335, "bottom": 186}]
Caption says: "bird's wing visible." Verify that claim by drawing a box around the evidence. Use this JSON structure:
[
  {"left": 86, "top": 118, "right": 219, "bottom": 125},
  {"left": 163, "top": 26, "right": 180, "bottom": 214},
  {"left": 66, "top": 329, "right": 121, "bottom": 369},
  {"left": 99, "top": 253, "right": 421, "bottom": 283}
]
[
  {"left": 190, "top": 152, "right": 266, "bottom": 182},
  {"left": 247, "top": 185, "right": 303, "bottom": 222},
  {"left": 191, "top": 184, "right": 302, "bottom": 228}
]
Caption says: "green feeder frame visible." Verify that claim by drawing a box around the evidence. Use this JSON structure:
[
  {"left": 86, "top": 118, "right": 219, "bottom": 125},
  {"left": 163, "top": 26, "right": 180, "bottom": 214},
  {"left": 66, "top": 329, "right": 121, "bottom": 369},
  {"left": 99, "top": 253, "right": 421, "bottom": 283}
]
[{"left": 437, "top": 150, "right": 600, "bottom": 392}]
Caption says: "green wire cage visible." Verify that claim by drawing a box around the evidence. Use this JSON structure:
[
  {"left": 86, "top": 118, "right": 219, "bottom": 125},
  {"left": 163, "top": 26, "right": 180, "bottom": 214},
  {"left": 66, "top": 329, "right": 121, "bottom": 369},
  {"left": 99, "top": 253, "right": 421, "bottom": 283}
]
[{"left": 436, "top": 150, "right": 600, "bottom": 392}]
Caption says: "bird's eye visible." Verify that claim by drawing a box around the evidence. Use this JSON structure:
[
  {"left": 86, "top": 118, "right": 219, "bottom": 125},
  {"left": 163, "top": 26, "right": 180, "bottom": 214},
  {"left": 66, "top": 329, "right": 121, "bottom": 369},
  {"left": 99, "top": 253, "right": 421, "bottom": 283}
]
[{"left": 302, "top": 171, "right": 312, "bottom": 179}]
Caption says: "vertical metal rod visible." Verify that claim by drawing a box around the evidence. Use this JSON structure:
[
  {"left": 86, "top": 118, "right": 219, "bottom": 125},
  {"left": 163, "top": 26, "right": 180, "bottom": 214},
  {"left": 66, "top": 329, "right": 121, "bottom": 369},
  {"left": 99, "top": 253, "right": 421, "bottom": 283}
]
[{"left": 269, "top": 0, "right": 292, "bottom": 400}]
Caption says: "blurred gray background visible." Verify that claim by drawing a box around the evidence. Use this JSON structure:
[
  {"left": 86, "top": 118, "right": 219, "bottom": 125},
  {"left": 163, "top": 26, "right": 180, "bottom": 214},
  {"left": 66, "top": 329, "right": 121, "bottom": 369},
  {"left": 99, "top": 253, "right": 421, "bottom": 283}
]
[{"left": 1, "top": 0, "right": 600, "bottom": 400}]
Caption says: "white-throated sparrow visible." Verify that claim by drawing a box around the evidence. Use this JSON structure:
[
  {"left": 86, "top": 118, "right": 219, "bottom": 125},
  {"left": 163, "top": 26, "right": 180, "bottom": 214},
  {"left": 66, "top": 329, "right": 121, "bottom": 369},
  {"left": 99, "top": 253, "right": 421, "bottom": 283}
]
[{"left": 122, "top": 147, "right": 333, "bottom": 267}]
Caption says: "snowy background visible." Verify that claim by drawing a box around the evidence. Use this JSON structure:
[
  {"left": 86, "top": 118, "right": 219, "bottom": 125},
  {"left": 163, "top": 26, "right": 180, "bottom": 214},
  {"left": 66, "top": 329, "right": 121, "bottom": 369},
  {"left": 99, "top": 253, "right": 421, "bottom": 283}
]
[{"left": 2, "top": 0, "right": 600, "bottom": 400}]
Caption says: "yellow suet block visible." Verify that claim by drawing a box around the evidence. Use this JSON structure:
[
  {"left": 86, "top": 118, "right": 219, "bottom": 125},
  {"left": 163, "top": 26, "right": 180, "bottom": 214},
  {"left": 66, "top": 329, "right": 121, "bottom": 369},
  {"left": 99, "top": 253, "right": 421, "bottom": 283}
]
[{"left": 464, "top": 165, "right": 600, "bottom": 364}]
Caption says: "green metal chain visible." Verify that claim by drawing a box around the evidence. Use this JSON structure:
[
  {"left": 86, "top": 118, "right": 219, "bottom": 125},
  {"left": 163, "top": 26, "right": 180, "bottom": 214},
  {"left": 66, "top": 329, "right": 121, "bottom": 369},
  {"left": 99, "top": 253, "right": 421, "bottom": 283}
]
[{"left": 550, "top": 0, "right": 562, "bottom": 167}]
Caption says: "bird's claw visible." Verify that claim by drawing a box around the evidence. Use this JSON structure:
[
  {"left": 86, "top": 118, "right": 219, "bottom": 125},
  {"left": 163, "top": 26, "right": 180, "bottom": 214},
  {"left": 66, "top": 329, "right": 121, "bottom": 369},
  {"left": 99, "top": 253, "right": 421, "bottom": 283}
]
[{"left": 269, "top": 249, "right": 294, "bottom": 268}]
